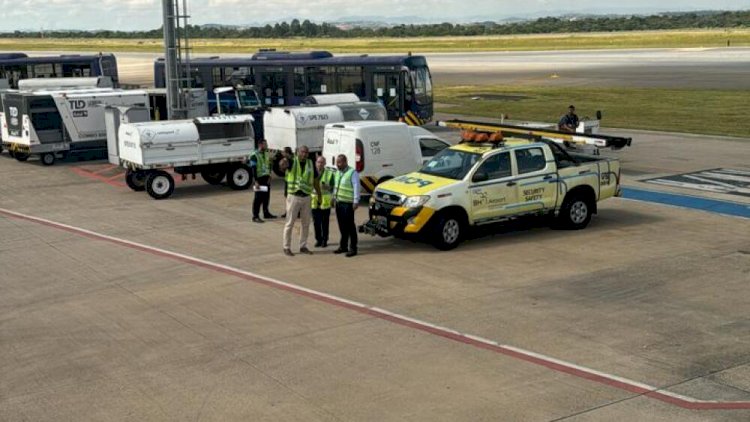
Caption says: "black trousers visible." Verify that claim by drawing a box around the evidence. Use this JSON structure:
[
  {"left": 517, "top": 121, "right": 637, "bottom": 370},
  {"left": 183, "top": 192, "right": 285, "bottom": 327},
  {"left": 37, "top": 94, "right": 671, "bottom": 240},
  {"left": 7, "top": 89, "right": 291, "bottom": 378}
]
[
  {"left": 335, "top": 202, "right": 358, "bottom": 251},
  {"left": 312, "top": 207, "right": 331, "bottom": 244},
  {"left": 252, "top": 175, "right": 271, "bottom": 218}
]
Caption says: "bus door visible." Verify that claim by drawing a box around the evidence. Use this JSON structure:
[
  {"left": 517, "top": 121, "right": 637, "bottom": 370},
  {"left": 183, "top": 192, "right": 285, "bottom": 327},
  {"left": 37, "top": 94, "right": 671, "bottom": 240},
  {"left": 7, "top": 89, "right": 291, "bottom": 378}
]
[
  {"left": 372, "top": 72, "right": 402, "bottom": 120},
  {"left": 258, "top": 67, "right": 288, "bottom": 106}
]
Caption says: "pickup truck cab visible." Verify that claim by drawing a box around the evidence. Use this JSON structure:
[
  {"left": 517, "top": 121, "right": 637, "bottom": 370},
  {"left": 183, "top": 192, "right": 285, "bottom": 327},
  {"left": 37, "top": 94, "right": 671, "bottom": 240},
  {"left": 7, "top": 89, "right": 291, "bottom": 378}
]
[{"left": 361, "top": 137, "right": 622, "bottom": 250}]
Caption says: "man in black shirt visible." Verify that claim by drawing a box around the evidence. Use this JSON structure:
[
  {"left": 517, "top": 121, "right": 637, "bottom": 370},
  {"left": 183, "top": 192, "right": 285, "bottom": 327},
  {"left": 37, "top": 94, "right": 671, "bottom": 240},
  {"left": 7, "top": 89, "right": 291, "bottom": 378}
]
[{"left": 558, "top": 105, "right": 579, "bottom": 133}]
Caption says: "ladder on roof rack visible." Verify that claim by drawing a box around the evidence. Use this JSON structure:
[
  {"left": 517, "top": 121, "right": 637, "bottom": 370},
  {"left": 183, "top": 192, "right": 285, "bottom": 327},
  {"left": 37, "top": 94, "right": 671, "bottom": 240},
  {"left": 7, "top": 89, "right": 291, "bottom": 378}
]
[{"left": 437, "top": 119, "right": 632, "bottom": 150}]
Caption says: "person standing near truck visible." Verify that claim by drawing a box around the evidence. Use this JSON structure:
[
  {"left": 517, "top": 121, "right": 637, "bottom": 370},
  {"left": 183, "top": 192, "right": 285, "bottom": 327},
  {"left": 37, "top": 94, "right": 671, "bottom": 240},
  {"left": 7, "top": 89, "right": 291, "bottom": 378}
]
[
  {"left": 558, "top": 105, "right": 580, "bottom": 133},
  {"left": 282, "top": 146, "right": 316, "bottom": 256},
  {"left": 332, "top": 154, "right": 360, "bottom": 258},
  {"left": 312, "top": 155, "right": 335, "bottom": 248},
  {"left": 250, "top": 139, "right": 277, "bottom": 223}
]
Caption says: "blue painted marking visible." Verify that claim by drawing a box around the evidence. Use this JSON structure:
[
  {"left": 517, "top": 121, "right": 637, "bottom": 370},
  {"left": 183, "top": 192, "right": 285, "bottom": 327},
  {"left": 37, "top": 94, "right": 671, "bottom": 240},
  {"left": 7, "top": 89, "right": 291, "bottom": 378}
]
[{"left": 621, "top": 187, "right": 750, "bottom": 219}]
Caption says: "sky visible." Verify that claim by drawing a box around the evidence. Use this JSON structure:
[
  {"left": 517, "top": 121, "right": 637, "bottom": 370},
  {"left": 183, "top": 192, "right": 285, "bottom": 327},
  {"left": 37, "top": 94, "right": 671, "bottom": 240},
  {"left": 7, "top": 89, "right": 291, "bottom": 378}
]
[{"left": 0, "top": 0, "right": 748, "bottom": 31}]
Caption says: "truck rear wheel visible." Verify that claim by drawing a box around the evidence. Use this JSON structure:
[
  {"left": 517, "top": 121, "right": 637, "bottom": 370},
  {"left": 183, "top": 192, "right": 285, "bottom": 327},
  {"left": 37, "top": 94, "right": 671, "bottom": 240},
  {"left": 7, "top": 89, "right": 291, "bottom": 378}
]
[
  {"left": 227, "top": 165, "right": 252, "bottom": 190},
  {"left": 557, "top": 194, "right": 592, "bottom": 230},
  {"left": 146, "top": 171, "right": 175, "bottom": 200},
  {"left": 125, "top": 169, "right": 147, "bottom": 191},
  {"left": 41, "top": 153, "right": 56, "bottom": 166},
  {"left": 431, "top": 212, "right": 464, "bottom": 251},
  {"left": 201, "top": 170, "right": 225, "bottom": 185}
]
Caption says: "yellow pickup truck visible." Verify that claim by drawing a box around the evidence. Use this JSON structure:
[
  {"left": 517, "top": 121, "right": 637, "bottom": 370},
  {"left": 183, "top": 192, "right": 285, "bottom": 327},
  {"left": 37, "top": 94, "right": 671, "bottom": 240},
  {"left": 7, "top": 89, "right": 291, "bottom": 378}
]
[{"left": 361, "top": 138, "right": 622, "bottom": 250}]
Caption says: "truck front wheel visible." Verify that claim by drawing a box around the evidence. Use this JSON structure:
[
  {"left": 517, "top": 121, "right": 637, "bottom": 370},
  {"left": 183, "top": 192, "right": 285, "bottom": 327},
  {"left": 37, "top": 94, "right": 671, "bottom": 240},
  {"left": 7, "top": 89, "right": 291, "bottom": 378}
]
[
  {"left": 227, "top": 165, "right": 252, "bottom": 190},
  {"left": 557, "top": 194, "right": 592, "bottom": 230},
  {"left": 431, "top": 212, "right": 464, "bottom": 251},
  {"left": 14, "top": 152, "right": 29, "bottom": 162},
  {"left": 146, "top": 171, "right": 175, "bottom": 200}
]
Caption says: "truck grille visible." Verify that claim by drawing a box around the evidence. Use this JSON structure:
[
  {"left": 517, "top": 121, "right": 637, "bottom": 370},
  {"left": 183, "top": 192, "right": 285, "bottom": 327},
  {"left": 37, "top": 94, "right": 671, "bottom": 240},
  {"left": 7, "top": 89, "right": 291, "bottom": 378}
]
[{"left": 374, "top": 190, "right": 403, "bottom": 206}]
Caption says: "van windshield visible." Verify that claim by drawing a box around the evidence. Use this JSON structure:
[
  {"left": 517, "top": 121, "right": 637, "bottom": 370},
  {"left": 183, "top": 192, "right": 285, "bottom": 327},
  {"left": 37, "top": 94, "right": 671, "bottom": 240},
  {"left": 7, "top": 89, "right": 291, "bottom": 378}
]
[{"left": 419, "top": 148, "right": 480, "bottom": 180}]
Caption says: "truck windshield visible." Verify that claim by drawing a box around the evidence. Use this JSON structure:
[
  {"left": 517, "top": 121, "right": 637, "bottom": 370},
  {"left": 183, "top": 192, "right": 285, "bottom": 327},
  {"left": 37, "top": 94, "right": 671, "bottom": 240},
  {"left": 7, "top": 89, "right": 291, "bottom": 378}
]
[
  {"left": 238, "top": 89, "right": 260, "bottom": 108},
  {"left": 419, "top": 148, "right": 480, "bottom": 180}
]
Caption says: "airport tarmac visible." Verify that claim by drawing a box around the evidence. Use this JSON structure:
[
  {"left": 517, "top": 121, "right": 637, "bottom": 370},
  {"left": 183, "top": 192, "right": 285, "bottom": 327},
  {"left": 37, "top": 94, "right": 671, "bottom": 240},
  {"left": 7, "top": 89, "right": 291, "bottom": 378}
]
[
  {"left": 27, "top": 47, "right": 750, "bottom": 89},
  {"left": 1, "top": 126, "right": 749, "bottom": 421}
]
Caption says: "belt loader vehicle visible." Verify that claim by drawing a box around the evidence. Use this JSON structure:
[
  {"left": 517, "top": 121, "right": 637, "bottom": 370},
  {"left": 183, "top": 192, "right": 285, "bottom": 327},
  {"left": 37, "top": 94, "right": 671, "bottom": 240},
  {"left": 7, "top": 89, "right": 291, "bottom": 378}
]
[
  {"left": 110, "top": 115, "right": 255, "bottom": 199},
  {"left": 361, "top": 119, "right": 632, "bottom": 250}
]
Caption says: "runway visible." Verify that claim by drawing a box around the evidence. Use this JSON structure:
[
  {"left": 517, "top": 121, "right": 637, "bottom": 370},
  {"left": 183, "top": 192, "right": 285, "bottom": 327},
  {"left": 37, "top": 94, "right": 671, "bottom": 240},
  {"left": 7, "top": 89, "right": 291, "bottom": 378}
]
[{"left": 23, "top": 47, "right": 750, "bottom": 89}]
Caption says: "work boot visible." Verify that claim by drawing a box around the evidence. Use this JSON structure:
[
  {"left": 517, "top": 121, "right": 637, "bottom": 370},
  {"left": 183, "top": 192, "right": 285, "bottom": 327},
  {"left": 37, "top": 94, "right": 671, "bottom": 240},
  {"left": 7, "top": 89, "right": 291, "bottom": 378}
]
[
  {"left": 252, "top": 217, "right": 264, "bottom": 223},
  {"left": 333, "top": 248, "right": 348, "bottom": 254},
  {"left": 314, "top": 241, "right": 322, "bottom": 248},
  {"left": 299, "top": 247, "right": 313, "bottom": 255},
  {"left": 346, "top": 250, "right": 358, "bottom": 258},
  {"left": 264, "top": 212, "right": 277, "bottom": 219},
  {"left": 283, "top": 249, "right": 294, "bottom": 257}
]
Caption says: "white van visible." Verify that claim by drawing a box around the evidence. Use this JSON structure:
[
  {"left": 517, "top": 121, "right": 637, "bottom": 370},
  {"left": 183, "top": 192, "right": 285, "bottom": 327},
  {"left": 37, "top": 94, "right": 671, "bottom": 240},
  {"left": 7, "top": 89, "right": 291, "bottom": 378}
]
[{"left": 322, "top": 121, "right": 450, "bottom": 194}]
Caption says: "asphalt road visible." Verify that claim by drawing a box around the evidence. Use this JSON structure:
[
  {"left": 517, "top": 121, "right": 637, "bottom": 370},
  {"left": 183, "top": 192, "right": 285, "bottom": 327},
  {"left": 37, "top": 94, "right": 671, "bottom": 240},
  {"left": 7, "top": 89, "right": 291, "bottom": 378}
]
[
  {"left": 24, "top": 47, "right": 750, "bottom": 89},
  {"left": 1, "top": 128, "right": 749, "bottom": 421}
]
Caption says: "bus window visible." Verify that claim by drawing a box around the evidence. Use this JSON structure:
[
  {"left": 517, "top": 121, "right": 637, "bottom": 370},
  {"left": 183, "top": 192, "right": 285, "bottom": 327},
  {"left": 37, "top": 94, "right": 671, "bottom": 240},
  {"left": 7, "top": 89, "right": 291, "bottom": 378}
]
[
  {"left": 211, "top": 67, "right": 224, "bottom": 86},
  {"left": 226, "top": 67, "right": 253, "bottom": 86},
  {"left": 293, "top": 67, "right": 306, "bottom": 97},
  {"left": 260, "top": 71, "right": 287, "bottom": 105},
  {"left": 62, "top": 63, "right": 91, "bottom": 77},
  {"left": 336, "top": 66, "right": 364, "bottom": 98},
  {"left": 33, "top": 63, "right": 56, "bottom": 78},
  {"left": 410, "top": 67, "right": 433, "bottom": 105},
  {"left": 306, "top": 66, "right": 335, "bottom": 95},
  {"left": 372, "top": 73, "right": 401, "bottom": 120}
]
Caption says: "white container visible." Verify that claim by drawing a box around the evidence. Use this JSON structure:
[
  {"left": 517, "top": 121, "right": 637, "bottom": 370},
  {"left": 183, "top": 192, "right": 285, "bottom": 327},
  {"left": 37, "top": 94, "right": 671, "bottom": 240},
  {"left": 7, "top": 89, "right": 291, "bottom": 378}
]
[
  {"left": 118, "top": 115, "right": 254, "bottom": 168},
  {"left": 263, "top": 106, "right": 344, "bottom": 153}
]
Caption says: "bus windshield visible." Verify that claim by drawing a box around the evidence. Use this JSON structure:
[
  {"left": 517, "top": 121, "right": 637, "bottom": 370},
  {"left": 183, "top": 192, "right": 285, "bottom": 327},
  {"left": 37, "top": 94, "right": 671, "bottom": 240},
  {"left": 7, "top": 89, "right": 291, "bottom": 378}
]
[
  {"left": 419, "top": 148, "right": 480, "bottom": 180},
  {"left": 411, "top": 67, "right": 433, "bottom": 105}
]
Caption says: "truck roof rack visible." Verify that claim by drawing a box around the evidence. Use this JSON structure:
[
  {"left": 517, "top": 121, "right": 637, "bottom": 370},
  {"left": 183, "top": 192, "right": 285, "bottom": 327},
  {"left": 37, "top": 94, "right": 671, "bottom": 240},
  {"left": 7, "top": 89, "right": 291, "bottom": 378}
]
[{"left": 438, "top": 119, "right": 632, "bottom": 150}]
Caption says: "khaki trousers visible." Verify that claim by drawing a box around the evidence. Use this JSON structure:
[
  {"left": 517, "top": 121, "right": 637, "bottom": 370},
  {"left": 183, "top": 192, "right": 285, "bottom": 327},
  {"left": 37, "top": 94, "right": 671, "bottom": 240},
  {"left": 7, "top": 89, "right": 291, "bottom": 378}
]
[{"left": 283, "top": 195, "right": 312, "bottom": 250}]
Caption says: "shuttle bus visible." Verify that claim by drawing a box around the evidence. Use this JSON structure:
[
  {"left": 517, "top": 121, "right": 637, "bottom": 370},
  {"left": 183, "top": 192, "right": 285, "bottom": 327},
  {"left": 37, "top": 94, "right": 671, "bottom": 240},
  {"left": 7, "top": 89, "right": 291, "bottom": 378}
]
[
  {"left": 0, "top": 53, "right": 119, "bottom": 88},
  {"left": 154, "top": 50, "right": 433, "bottom": 125}
]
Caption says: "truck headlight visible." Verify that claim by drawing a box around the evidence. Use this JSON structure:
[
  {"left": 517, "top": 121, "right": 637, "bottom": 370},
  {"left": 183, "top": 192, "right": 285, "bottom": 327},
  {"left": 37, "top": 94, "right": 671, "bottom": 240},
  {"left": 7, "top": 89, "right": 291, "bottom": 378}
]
[{"left": 403, "top": 195, "right": 430, "bottom": 208}]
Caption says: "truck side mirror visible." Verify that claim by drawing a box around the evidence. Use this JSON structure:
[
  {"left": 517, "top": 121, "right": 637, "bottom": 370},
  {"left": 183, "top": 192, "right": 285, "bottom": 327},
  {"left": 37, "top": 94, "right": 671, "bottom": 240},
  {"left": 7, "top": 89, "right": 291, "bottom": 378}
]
[{"left": 472, "top": 172, "right": 489, "bottom": 183}]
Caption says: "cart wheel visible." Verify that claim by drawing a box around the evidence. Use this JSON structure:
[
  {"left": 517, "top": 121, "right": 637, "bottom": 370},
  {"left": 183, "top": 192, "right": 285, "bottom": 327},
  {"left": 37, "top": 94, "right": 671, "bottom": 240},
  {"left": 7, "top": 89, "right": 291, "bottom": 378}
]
[
  {"left": 14, "top": 152, "right": 29, "bottom": 162},
  {"left": 201, "top": 170, "right": 225, "bottom": 185},
  {"left": 145, "top": 171, "right": 175, "bottom": 200},
  {"left": 227, "top": 165, "right": 252, "bottom": 190},
  {"left": 41, "top": 153, "right": 56, "bottom": 166},
  {"left": 125, "top": 169, "right": 147, "bottom": 191}
]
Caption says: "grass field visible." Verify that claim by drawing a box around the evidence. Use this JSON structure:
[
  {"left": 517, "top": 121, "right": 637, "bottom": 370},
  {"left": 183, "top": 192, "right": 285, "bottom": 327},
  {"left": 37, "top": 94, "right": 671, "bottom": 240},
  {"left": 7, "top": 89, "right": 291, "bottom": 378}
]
[
  {"left": 1, "top": 29, "right": 748, "bottom": 53},
  {"left": 435, "top": 85, "right": 750, "bottom": 139}
]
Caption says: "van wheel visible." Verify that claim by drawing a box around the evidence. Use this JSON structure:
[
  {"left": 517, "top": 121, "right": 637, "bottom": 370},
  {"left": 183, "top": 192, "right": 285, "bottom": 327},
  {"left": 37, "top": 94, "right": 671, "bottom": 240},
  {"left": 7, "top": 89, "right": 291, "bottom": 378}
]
[
  {"left": 125, "top": 169, "right": 147, "bottom": 191},
  {"left": 14, "top": 152, "right": 29, "bottom": 162},
  {"left": 557, "top": 194, "right": 592, "bottom": 230},
  {"left": 41, "top": 153, "right": 56, "bottom": 166},
  {"left": 146, "top": 171, "right": 174, "bottom": 200},
  {"left": 201, "top": 170, "right": 225, "bottom": 185},
  {"left": 227, "top": 165, "right": 252, "bottom": 190},
  {"left": 432, "top": 212, "right": 464, "bottom": 251}
]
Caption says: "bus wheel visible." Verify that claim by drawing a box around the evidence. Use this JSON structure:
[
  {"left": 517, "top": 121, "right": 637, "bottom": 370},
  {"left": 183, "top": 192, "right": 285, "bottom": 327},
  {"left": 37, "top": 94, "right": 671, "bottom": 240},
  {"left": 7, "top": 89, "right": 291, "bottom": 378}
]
[
  {"left": 146, "top": 171, "right": 175, "bottom": 200},
  {"left": 125, "top": 169, "right": 147, "bottom": 191},
  {"left": 227, "top": 165, "right": 252, "bottom": 190},
  {"left": 14, "top": 152, "right": 29, "bottom": 162},
  {"left": 41, "top": 153, "right": 56, "bottom": 166}
]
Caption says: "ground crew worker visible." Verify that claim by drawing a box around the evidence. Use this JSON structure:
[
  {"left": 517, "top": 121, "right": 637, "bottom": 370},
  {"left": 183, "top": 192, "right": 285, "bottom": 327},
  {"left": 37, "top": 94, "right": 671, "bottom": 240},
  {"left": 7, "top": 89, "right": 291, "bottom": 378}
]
[
  {"left": 250, "top": 139, "right": 277, "bottom": 223},
  {"left": 332, "top": 154, "right": 360, "bottom": 258},
  {"left": 558, "top": 105, "right": 579, "bottom": 133},
  {"left": 282, "top": 145, "right": 316, "bottom": 256},
  {"left": 312, "top": 156, "right": 335, "bottom": 248}
]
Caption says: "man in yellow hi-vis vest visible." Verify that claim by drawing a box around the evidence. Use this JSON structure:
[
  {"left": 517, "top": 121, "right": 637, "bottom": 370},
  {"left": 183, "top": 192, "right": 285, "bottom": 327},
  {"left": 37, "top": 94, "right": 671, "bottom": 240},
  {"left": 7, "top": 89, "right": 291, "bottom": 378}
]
[
  {"left": 282, "top": 146, "right": 317, "bottom": 256},
  {"left": 332, "top": 154, "right": 360, "bottom": 257},
  {"left": 250, "top": 139, "right": 277, "bottom": 223},
  {"left": 312, "top": 156, "right": 335, "bottom": 248}
]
